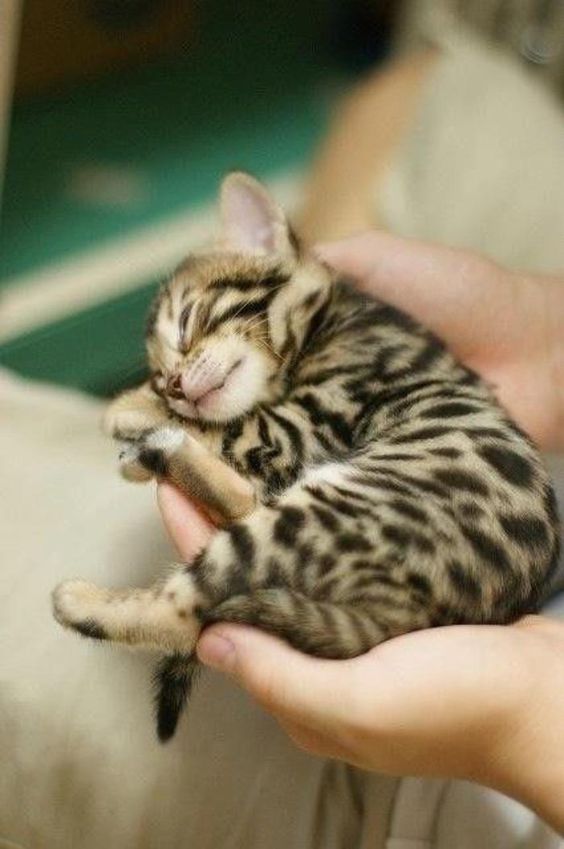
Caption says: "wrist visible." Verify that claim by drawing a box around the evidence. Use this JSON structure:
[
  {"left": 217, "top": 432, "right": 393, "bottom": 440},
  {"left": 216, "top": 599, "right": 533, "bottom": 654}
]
[
  {"left": 484, "top": 700, "right": 564, "bottom": 833},
  {"left": 467, "top": 620, "right": 564, "bottom": 832}
]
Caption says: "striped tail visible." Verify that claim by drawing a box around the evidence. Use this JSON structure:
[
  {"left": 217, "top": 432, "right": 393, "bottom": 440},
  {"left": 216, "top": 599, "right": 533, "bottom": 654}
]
[
  {"left": 202, "top": 587, "right": 392, "bottom": 659},
  {"left": 153, "top": 652, "right": 200, "bottom": 742}
]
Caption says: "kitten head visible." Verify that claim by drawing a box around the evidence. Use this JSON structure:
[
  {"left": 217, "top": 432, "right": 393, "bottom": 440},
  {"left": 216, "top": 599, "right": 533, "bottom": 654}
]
[{"left": 146, "top": 172, "right": 331, "bottom": 423}]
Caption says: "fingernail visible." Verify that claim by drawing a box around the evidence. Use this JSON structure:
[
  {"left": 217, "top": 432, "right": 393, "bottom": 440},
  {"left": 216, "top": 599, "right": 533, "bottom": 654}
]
[{"left": 197, "top": 632, "right": 236, "bottom": 673}]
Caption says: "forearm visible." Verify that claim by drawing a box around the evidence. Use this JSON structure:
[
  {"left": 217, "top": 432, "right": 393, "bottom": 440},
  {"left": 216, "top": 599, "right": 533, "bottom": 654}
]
[{"left": 541, "top": 275, "right": 564, "bottom": 452}]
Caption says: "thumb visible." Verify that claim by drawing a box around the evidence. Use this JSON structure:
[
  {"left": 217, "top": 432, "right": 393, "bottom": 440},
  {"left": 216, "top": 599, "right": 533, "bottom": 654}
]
[
  {"left": 157, "top": 482, "right": 216, "bottom": 561},
  {"left": 197, "top": 624, "right": 359, "bottom": 728},
  {"left": 317, "top": 231, "right": 485, "bottom": 299}
]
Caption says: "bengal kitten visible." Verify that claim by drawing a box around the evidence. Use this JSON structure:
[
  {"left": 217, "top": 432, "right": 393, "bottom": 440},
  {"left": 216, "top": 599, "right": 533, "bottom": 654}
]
[{"left": 53, "top": 173, "right": 560, "bottom": 741}]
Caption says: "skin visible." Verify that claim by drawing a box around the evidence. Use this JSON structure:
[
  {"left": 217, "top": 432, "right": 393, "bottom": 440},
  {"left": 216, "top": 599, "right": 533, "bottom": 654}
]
[
  {"left": 157, "top": 234, "right": 564, "bottom": 833},
  {"left": 299, "top": 51, "right": 438, "bottom": 243}
]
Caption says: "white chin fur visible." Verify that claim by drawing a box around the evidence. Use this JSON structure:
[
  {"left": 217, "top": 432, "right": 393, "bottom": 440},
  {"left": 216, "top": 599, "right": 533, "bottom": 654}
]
[{"left": 169, "top": 345, "right": 269, "bottom": 423}]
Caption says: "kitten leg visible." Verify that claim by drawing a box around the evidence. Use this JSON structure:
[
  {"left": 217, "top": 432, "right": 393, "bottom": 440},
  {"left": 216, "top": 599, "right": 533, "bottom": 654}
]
[
  {"left": 126, "top": 426, "right": 256, "bottom": 526},
  {"left": 52, "top": 568, "right": 202, "bottom": 655},
  {"left": 104, "top": 387, "right": 256, "bottom": 524},
  {"left": 53, "top": 567, "right": 205, "bottom": 741}
]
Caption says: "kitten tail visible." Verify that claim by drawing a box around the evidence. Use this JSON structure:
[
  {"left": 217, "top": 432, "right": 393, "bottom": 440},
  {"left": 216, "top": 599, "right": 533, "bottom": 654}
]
[{"left": 153, "top": 652, "right": 200, "bottom": 742}]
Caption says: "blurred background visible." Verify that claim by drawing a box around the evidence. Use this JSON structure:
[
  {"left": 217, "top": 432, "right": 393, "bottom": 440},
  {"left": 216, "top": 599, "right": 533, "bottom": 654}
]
[
  {"left": 2, "top": 8, "right": 564, "bottom": 846},
  {"left": 1, "top": 0, "right": 564, "bottom": 399}
]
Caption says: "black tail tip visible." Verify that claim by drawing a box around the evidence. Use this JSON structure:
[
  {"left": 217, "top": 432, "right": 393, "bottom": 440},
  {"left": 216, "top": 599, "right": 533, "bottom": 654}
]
[
  {"left": 157, "top": 705, "right": 180, "bottom": 743},
  {"left": 152, "top": 652, "right": 200, "bottom": 743}
]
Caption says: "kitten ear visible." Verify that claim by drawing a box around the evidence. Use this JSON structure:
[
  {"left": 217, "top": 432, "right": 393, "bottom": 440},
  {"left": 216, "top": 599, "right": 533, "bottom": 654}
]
[{"left": 219, "top": 172, "right": 295, "bottom": 258}]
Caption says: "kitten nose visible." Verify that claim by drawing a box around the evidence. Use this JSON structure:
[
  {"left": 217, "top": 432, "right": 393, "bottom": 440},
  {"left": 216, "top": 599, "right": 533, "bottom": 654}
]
[
  {"left": 166, "top": 373, "right": 184, "bottom": 399},
  {"left": 181, "top": 362, "right": 226, "bottom": 403},
  {"left": 180, "top": 372, "right": 217, "bottom": 403}
]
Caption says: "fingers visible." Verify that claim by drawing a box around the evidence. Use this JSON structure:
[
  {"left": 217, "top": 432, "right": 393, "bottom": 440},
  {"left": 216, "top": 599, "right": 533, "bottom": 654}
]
[
  {"left": 196, "top": 624, "right": 367, "bottom": 730},
  {"left": 196, "top": 624, "right": 402, "bottom": 770},
  {"left": 194, "top": 621, "right": 557, "bottom": 778},
  {"left": 317, "top": 231, "right": 485, "bottom": 297},
  {"left": 316, "top": 232, "right": 511, "bottom": 362},
  {"left": 157, "top": 481, "right": 216, "bottom": 562}
]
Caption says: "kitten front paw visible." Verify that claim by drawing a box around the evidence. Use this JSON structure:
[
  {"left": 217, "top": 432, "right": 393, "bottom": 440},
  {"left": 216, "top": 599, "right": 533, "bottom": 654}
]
[
  {"left": 118, "top": 441, "right": 154, "bottom": 483},
  {"left": 103, "top": 383, "right": 170, "bottom": 441},
  {"left": 118, "top": 426, "right": 187, "bottom": 482},
  {"left": 102, "top": 405, "right": 156, "bottom": 442}
]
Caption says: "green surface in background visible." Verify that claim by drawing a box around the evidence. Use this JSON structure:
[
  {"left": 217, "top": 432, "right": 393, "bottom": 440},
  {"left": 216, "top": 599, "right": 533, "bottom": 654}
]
[
  {"left": 1, "top": 0, "right": 341, "bottom": 284},
  {"left": 0, "top": 1, "right": 351, "bottom": 394},
  {"left": 0, "top": 282, "right": 155, "bottom": 396}
]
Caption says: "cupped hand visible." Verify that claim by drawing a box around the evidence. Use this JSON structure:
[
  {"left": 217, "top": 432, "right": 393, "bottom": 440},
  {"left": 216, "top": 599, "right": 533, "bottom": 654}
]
[
  {"left": 156, "top": 232, "right": 564, "bottom": 830},
  {"left": 157, "top": 482, "right": 564, "bottom": 830},
  {"left": 318, "top": 232, "right": 564, "bottom": 451}
]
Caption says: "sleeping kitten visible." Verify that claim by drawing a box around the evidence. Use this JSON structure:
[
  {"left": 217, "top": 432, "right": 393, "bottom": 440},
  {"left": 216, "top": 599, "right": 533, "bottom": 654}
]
[{"left": 52, "top": 172, "right": 560, "bottom": 741}]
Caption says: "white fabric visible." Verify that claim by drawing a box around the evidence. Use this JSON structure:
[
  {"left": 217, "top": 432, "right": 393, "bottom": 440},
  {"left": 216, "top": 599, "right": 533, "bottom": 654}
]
[
  {"left": 387, "top": 778, "right": 447, "bottom": 845},
  {"left": 380, "top": 39, "right": 564, "bottom": 275}
]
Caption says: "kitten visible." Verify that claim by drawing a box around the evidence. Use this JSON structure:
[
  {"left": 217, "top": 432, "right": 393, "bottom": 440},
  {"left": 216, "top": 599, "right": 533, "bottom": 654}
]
[{"left": 53, "top": 172, "right": 560, "bottom": 741}]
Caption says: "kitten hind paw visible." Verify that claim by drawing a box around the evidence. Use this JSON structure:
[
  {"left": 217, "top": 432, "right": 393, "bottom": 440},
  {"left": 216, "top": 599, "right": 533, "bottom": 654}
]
[
  {"left": 52, "top": 580, "right": 110, "bottom": 638},
  {"left": 52, "top": 571, "right": 202, "bottom": 654}
]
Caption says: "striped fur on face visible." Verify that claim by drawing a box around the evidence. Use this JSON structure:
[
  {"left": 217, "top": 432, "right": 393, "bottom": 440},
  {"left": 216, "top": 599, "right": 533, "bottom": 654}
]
[{"left": 146, "top": 249, "right": 331, "bottom": 424}]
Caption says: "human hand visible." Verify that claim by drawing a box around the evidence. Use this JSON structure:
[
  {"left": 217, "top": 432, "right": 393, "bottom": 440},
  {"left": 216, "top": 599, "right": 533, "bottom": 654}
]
[
  {"left": 197, "top": 615, "right": 564, "bottom": 834},
  {"left": 318, "top": 232, "right": 564, "bottom": 451},
  {"left": 157, "top": 482, "right": 564, "bottom": 832},
  {"left": 157, "top": 233, "right": 564, "bottom": 830}
]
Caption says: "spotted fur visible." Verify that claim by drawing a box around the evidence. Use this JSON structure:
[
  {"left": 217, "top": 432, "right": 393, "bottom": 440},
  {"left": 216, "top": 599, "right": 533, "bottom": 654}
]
[{"left": 53, "top": 173, "right": 560, "bottom": 741}]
